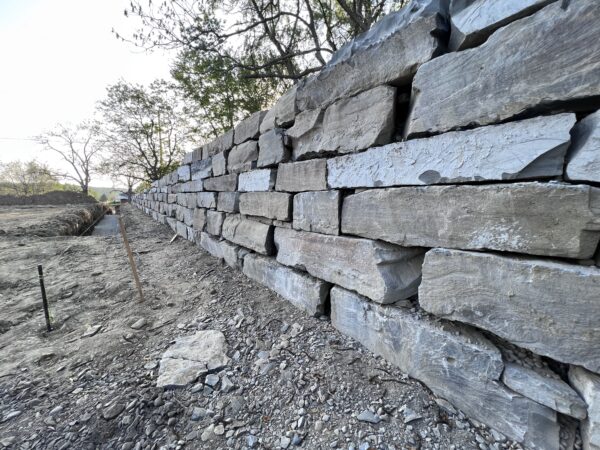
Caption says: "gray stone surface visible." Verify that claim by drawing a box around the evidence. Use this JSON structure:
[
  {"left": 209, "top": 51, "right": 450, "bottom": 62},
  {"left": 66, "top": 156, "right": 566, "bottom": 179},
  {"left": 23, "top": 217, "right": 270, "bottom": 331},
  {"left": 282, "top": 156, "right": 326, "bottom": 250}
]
[
  {"left": 220, "top": 240, "right": 251, "bottom": 270},
  {"left": 206, "top": 210, "right": 225, "bottom": 236},
  {"left": 239, "top": 192, "right": 292, "bottom": 221},
  {"left": 197, "top": 192, "right": 217, "bottom": 209},
  {"left": 260, "top": 85, "right": 297, "bottom": 133},
  {"left": 180, "top": 180, "right": 203, "bottom": 192},
  {"left": 228, "top": 141, "right": 259, "bottom": 173},
  {"left": 222, "top": 214, "right": 274, "bottom": 255},
  {"left": 243, "top": 254, "right": 331, "bottom": 316},
  {"left": 567, "top": 110, "right": 600, "bottom": 184},
  {"left": 449, "top": 0, "right": 554, "bottom": 51},
  {"left": 420, "top": 248, "right": 600, "bottom": 372},
  {"left": 328, "top": 114, "right": 575, "bottom": 188},
  {"left": 212, "top": 151, "right": 228, "bottom": 177},
  {"left": 238, "top": 169, "right": 277, "bottom": 192},
  {"left": 191, "top": 158, "right": 212, "bottom": 180},
  {"left": 502, "top": 363, "right": 587, "bottom": 419},
  {"left": 289, "top": 86, "right": 396, "bottom": 160},
  {"left": 295, "top": 0, "right": 448, "bottom": 111},
  {"left": 176, "top": 221, "right": 187, "bottom": 239},
  {"left": 193, "top": 208, "right": 207, "bottom": 231},
  {"left": 199, "top": 232, "right": 224, "bottom": 259},
  {"left": 274, "top": 228, "right": 425, "bottom": 303},
  {"left": 293, "top": 191, "right": 340, "bottom": 235},
  {"left": 407, "top": 0, "right": 600, "bottom": 136},
  {"left": 177, "top": 165, "right": 191, "bottom": 182},
  {"left": 276, "top": 159, "right": 327, "bottom": 192},
  {"left": 203, "top": 129, "right": 234, "bottom": 158},
  {"left": 203, "top": 174, "right": 238, "bottom": 192},
  {"left": 217, "top": 192, "right": 240, "bottom": 213},
  {"left": 341, "top": 183, "right": 600, "bottom": 259},
  {"left": 258, "top": 128, "right": 291, "bottom": 167},
  {"left": 569, "top": 366, "right": 600, "bottom": 450},
  {"left": 234, "top": 110, "right": 267, "bottom": 144},
  {"left": 330, "top": 287, "right": 559, "bottom": 449}
]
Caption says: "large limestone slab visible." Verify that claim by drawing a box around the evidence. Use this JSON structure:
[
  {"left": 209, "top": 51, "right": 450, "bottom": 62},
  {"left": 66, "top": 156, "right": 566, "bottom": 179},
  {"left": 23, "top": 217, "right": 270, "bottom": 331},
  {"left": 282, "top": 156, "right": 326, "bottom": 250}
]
[
  {"left": 217, "top": 192, "right": 240, "bottom": 213},
  {"left": 420, "top": 248, "right": 600, "bottom": 372},
  {"left": 203, "top": 174, "right": 237, "bottom": 192},
  {"left": 212, "top": 151, "right": 228, "bottom": 177},
  {"left": 199, "top": 232, "right": 224, "bottom": 258},
  {"left": 330, "top": 287, "right": 559, "bottom": 449},
  {"left": 258, "top": 128, "right": 291, "bottom": 167},
  {"left": 239, "top": 192, "right": 292, "bottom": 221},
  {"left": 203, "top": 129, "right": 234, "bottom": 158},
  {"left": 222, "top": 214, "right": 274, "bottom": 255},
  {"left": 406, "top": 0, "right": 600, "bottom": 136},
  {"left": 177, "top": 165, "right": 191, "bottom": 182},
  {"left": 328, "top": 114, "right": 575, "bottom": 188},
  {"left": 220, "top": 240, "right": 250, "bottom": 270},
  {"left": 341, "top": 183, "right": 600, "bottom": 258},
  {"left": 260, "top": 85, "right": 297, "bottom": 133},
  {"left": 243, "top": 254, "right": 330, "bottom": 316},
  {"left": 227, "top": 141, "right": 259, "bottom": 173},
  {"left": 234, "top": 110, "right": 267, "bottom": 144},
  {"left": 274, "top": 228, "right": 425, "bottom": 303},
  {"left": 193, "top": 208, "right": 207, "bottom": 231},
  {"left": 295, "top": 0, "right": 448, "bottom": 111},
  {"left": 275, "top": 159, "right": 327, "bottom": 192},
  {"left": 289, "top": 86, "right": 396, "bottom": 160},
  {"left": 569, "top": 366, "right": 600, "bottom": 450},
  {"left": 206, "top": 210, "right": 225, "bottom": 236},
  {"left": 191, "top": 158, "right": 212, "bottom": 180},
  {"left": 449, "top": 0, "right": 554, "bottom": 51},
  {"left": 197, "top": 192, "right": 217, "bottom": 209},
  {"left": 238, "top": 169, "right": 277, "bottom": 192},
  {"left": 293, "top": 191, "right": 340, "bottom": 235},
  {"left": 567, "top": 110, "right": 600, "bottom": 184}
]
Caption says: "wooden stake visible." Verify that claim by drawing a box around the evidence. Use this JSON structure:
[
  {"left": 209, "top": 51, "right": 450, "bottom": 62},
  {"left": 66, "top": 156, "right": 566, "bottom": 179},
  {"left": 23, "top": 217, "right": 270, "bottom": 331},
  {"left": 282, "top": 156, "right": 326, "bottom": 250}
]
[{"left": 118, "top": 216, "right": 144, "bottom": 302}]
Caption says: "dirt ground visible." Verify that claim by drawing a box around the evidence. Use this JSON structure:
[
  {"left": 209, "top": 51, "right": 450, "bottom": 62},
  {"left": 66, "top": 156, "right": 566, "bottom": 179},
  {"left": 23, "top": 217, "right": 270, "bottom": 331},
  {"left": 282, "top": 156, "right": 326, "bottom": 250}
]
[{"left": 0, "top": 205, "right": 523, "bottom": 450}]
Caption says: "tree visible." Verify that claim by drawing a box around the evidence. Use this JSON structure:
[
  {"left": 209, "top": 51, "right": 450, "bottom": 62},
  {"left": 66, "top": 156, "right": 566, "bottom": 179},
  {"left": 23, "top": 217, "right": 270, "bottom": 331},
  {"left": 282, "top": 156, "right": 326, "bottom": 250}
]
[
  {"left": 98, "top": 80, "right": 193, "bottom": 183},
  {"left": 0, "top": 160, "right": 59, "bottom": 196},
  {"left": 37, "top": 122, "right": 104, "bottom": 195},
  {"left": 99, "top": 193, "right": 108, "bottom": 202}
]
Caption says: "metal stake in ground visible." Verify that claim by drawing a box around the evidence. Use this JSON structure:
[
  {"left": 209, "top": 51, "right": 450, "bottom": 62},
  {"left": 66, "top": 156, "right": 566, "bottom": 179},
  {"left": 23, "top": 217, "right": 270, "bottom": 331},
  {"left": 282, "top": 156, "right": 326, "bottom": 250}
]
[
  {"left": 37, "top": 264, "right": 52, "bottom": 332},
  {"left": 118, "top": 216, "right": 145, "bottom": 302}
]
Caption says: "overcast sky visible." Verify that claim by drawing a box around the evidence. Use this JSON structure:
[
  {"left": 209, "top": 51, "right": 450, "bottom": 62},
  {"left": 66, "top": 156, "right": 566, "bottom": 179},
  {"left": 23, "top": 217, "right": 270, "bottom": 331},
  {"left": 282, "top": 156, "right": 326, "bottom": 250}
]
[{"left": 0, "top": 0, "right": 174, "bottom": 187}]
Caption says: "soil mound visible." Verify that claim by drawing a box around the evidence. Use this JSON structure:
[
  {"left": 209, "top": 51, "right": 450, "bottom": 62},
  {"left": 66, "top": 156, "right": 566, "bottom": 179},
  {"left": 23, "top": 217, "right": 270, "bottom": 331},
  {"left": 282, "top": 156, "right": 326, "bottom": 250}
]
[{"left": 0, "top": 191, "right": 97, "bottom": 206}]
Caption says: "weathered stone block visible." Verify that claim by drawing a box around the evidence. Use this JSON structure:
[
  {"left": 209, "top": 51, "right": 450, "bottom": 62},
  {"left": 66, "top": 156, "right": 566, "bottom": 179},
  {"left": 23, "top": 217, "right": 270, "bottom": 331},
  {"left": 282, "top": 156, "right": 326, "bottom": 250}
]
[
  {"left": 220, "top": 240, "right": 251, "bottom": 270},
  {"left": 217, "top": 192, "right": 240, "bottom": 213},
  {"left": 289, "top": 86, "right": 396, "bottom": 160},
  {"left": 180, "top": 180, "right": 203, "bottom": 193},
  {"left": 199, "top": 232, "right": 224, "bottom": 258},
  {"left": 203, "top": 174, "right": 237, "bottom": 192},
  {"left": 197, "top": 192, "right": 217, "bottom": 209},
  {"left": 243, "top": 254, "right": 331, "bottom": 316},
  {"left": 227, "top": 141, "right": 258, "bottom": 174},
  {"left": 420, "top": 248, "right": 600, "bottom": 372},
  {"left": 191, "top": 158, "right": 212, "bottom": 180},
  {"left": 203, "top": 129, "right": 234, "bottom": 158},
  {"left": 258, "top": 128, "right": 291, "bottom": 167},
  {"left": 176, "top": 221, "right": 188, "bottom": 238},
  {"left": 293, "top": 191, "right": 340, "bottom": 235},
  {"left": 206, "top": 210, "right": 225, "bottom": 236},
  {"left": 211, "top": 151, "right": 228, "bottom": 177},
  {"left": 238, "top": 169, "right": 277, "bottom": 192},
  {"left": 183, "top": 151, "right": 193, "bottom": 164},
  {"left": 328, "top": 114, "right": 575, "bottom": 188},
  {"left": 234, "top": 110, "right": 267, "bottom": 144},
  {"left": 406, "top": 0, "right": 600, "bottom": 136},
  {"left": 341, "top": 183, "right": 600, "bottom": 259},
  {"left": 569, "top": 366, "right": 600, "bottom": 450},
  {"left": 181, "top": 207, "right": 194, "bottom": 226},
  {"left": 177, "top": 165, "right": 191, "bottom": 182},
  {"left": 567, "top": 110, "right": 600, "bottom": 184},
  {"left": 274, "top": 228, "right": 425, "bottom": 303},
  {"left": 193, "top": 208, "right": 207, "bottom": 231},
  {"left": 239, "top": 192, "right": 292, "bottom": 221},
  {"left": 222, "top": 214, "right": 274, "bottom": 255},
  {"left": 260, "top": 85, "right": 297, "bottom": 133},
  {"left": 275, "top": 159, "right": 327, "bottom": 192},
  {"left": 330, "top": 287, "right": 559, "bottom": 450}
]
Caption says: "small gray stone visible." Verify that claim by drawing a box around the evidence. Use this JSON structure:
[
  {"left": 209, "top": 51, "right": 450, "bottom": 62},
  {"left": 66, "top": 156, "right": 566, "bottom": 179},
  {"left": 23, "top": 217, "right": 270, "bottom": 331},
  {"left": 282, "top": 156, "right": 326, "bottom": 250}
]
[
  {"left": 102, "top": 402, "right": 125, "bottom": 420},
  {"left": 205, "top": 374, "right": 219, "bottom": 387},
  {"left": 221, "top": 375, "right": 235, "bottom": 393},
  {"left": 357, "top": 410, "right": 381, "bottom": 424},
  {"left": 130, "top": 318, "right": 147, "bottom": 330}
]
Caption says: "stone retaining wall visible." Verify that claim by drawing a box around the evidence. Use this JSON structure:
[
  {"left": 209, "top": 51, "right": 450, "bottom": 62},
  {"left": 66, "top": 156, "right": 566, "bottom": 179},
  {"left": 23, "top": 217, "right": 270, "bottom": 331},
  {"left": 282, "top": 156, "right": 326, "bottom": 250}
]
[{"left": 132, "top": 1, "right": 600, "bottom": 448}]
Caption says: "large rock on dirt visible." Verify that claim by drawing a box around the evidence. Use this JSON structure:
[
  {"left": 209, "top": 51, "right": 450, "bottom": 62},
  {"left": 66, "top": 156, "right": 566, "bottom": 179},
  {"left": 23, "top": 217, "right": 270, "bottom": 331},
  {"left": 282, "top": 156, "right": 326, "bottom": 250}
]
[
  {"left": 239, "top": 192, "right": 292, "bottom": 221},
  {"left": 293, "top": 191, "right": 340, "bottom": 235},
  {"left": 243, "top": 254, "right": 331, "bottom": 316},
  {"left": 328, "top": 113, "right": 575, "bottom": 188},
  {"left": 203, "top": 174, "right": 238, "bottom": 192},
  {"left": 234, "top": 111, "right": 267, "bottom": 144},
  {"left": 222, "top": 214, "right": 274, "bottom": 255},
  {"left": 220, "top": 240, "right": 250, "bottom": 270},
  {"left": 157, "top": 330, "right": 229, "bottom": 388},
  {"left": 420, "top": 248, "right": 600, "bottom": 373},
  {"left": 569, "top": 366, "right": 600, "bottom": 450},
  {"left": 289, "top": 86, "right": 396, "bottom": 160},
  {"left": 274, "top": 228, "right": 425, "bottom": 303},
  {"left": 258, "top": 128, "right": 291, "bottom": 167},
  {"left": 260, "top": 85, "right": 298, "bottom": 133},
  {"left": 238, "top": 169, "right": 277, "bottom": 192},
  {"left": 199, "top": 232, "right": 224, "bottom": 258},
  {"left": 275, "top": 159, "right": 327, "bottom": 192},
  {"left": 567, "top": 110, "right": 600, "bottom": 184},
  {"left": 228, "top": 141, "right": 259, "bottom": 174},
  {"left": 406, "top": 0, "right": 600, "bottom": 136},
  {"left": 341, "top": 182, "right": 600, "bottom": 259},
  {"left": 330, "top": 287, "right": 559, "bottom": 450},
  {"left": 295, "top": 0, "right": 448, "bottom": 111},
  {"left": 203, "top": 129, "right": 234, "bottom": 158}
]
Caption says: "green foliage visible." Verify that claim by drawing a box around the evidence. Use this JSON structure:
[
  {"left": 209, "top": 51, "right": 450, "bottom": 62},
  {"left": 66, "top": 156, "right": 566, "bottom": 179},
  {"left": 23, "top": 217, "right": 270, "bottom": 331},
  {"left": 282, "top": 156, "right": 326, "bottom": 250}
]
[{"left": 0, "top": 161, "right": 59, "bottom": 196}]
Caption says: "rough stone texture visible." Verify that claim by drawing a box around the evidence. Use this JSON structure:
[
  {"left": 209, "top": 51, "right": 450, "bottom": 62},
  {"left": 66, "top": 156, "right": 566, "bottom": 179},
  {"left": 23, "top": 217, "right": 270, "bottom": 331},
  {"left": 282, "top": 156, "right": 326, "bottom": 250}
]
[
  {"left": 212, "top": 151, "right": 228, "bottom": 177},
  {"left": 191, "top": 158, "right": 212, "bottom": 180},
  {"left": 203, "top": 174, "right": 238, "bottom": 192},
  {"left": 569, "top": 366, "right": 600, "bottom": 450},
  {"left": 501, "top": 363, "right": 587, "bottom": 419},
  {"left": 274, "top": 227, "right": 425, "bottom": 303},
  {"left": 222, "top": 214, "right": 274, "bottom": 255},
  {"left": 406, "top": 0, "right": 600, "bottom": 136},
  {"left": 157, "top": 330, "right": 229, "bottom": 388},
  {"left": 234, "top": 111, "right": 267, "bottom": 144},
  {"left": 199, "top": 232, "right": 224, "bottom": 259},
  {"left": 220, "top": 240, "right": 251, "bottom": 270},
  {"left": 295, "top": 0, "right": 448, "bottom": 111},
  {"left": 258, "top": 128, "right": 291, "bottom": 167},
  {"left": 293, "top": 191, "right": 340, "bottom": 235},
  {"left": 177, "top": 165, "right": 191, "bottom": 182},
  {"left": 203, "top": 129, "right": 234, "bottom": 158},
  {"left": 176, "top": 221, "right": 188, "bottom": 238},
  {"left": 330, "top": 287, "right": 559, "bottom": 450},
  {"left": 183, "top": 151, "right": 193, "bottom": 165},
  {"left": 193, "top": 208, "right": 207, "bottom": 231},
  {"left": 206, "top": 210, "right": 225, "bottom": 236},
  {"left": 197, "top": 192, "right": 217, "bottom": 209},
  {"left": 243, "top": 254, "right": 331, "bottom": 317},
  {"left": 228, "top": 141, "right": 259, "bottom": 174},
  {"left": 260, "top": 85, "right": 297, "bottom": 133},
  {"left": 275, "top": 159, "right": 327, "bottom": 192},
  {"left": 217, "top": 192, "right": 240, "bottom": 213},
  {"left": 567, "top": 110, "right": 600, "bottom": 183},
  {"left": 328, "top": 114, "right": 575, "bottom": 188},
  {"left": 238, "top": 169, "right": 277, "bottom": 192},
  {"left": 239, "top": 192, "right": 292, "bottom": 221},
  {"left": 289, "top": 86, "right": 396, "bottom": 160},
  {"left": 180, "top": 180, "right": 204, "bottom": 193},
  {"left": 342, "top": 183, "right": 600, "bottom": 259},
  {"left": 420, "top": 248, "right": 600, "bottom": 372},
  {"left": 449, "top": 0, "right": 554, "bottom": 51}
]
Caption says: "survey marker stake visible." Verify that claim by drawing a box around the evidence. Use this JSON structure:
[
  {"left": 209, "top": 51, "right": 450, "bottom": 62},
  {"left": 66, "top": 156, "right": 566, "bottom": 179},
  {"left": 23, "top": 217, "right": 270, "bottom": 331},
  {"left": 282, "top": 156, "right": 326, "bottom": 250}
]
[
  {"left": 37, "top": 264, "right": 52, "bottom": 332},
  {"left": 118, "top": 216, "right": 145, "bottom": 302}
]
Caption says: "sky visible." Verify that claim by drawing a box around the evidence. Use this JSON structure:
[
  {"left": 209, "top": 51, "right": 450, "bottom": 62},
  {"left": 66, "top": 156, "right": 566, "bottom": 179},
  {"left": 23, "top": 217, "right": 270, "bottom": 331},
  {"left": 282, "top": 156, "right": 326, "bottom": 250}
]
[{"left": 0, "top": 0, "right": 174, "bottom": 187}]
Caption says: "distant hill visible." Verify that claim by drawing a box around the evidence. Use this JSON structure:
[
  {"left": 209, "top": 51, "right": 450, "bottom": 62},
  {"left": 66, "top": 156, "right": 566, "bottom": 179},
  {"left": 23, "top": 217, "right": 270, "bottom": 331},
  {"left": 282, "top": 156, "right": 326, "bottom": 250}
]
[{"left": 89, "top": 187, "right": 126, "bottom": 202}]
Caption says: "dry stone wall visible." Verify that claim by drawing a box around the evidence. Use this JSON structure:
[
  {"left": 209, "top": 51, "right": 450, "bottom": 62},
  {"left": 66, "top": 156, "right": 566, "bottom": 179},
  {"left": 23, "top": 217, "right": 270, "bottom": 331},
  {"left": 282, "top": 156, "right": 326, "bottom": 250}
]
[{"left": 133, "top": 1, "right": 600, "bottom": 448}]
